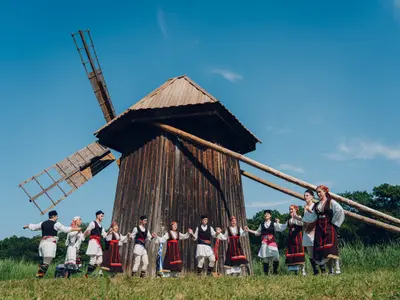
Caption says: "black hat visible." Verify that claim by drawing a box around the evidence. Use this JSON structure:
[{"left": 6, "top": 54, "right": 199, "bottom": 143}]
[
  {"left": 264, "top": 210, "right": 272, "bottom": 215},
  {"left": 48, "top": 210, "right": 58, "bottom": 218},
  {"left": 96, "top": 210, "right": 104, "bottom": 216},
  {"left": 200, "top": 215, "right": 207, "bottom": 219},
  {"left": 140, "top": 215, "right": 147, "bottom": 221}
]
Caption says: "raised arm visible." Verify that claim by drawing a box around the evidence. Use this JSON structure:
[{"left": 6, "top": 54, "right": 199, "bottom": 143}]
[
  {"left": 191, "top": 227, "right": 199, "bottom": 241},
  {"left": 218, "top": 229, "right": 229, "bottom": 241},
  {"left": 84, "top": 222, "right": 95, "bottom": 236},
  {"left": 331, "top": 200, "right": 345, "bottom": 228},
  {"left": 274, "top": 220, "right": 287, "bottom": 232},
  {"left": 239, "top": 227, "right": 247, "bottom": 237},
  {"left": 23, "top": 222, "right": 42, "bottom": 231},
  {"left": 179, "top": 232, "right": 190, "bottom": 240},
  {"left": 245, "top": 224, "right": 261, "bottom": 236},
  {"left": 54, "top": 222, "right": 78, "bottom": 233}
]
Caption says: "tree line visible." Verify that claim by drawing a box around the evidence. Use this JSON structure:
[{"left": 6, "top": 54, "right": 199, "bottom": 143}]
[{"left": 1, "top": 183, "right": 399, "bottom": 263}]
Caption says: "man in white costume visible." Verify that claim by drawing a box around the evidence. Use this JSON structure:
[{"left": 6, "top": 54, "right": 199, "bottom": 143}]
[
  {"left": 190, "top": 215, "right": 222, "bottom": 276},
  {"left": 23, "top": 210, "right": 81, "bottom": 278},
  {"left": 84, "top": 210, "right": 107, "bottom": 277},
  {"left": 131, "top": 215, "right": 153, "bottom": 277}
]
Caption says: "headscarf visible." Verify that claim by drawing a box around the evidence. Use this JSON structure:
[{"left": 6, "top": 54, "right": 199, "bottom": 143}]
[
  {"left": 70, "top": 216, "right": 81, "bottom": 228},
  {"left": 109, "top": 221, "right": 118, "bottom": 232},
  {"left": 290, "top": 205, "right": 299, "bottom": 211},
  {"left": 230, "top": 216, "right": 236, "bottom": 221}
]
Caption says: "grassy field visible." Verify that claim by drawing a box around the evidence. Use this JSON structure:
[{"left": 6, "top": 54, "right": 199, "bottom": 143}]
[{"left": 0, "top": 243, "right": 399, "bottom": 299}]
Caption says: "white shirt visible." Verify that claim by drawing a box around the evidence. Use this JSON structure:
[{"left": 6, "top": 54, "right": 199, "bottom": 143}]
[
  {"left": 28, "top": 221, "right": 72, "bottom": 237},
  {"left": 219, "top": 226, "right": 247, "bottom": 241},
  {"left": 156, "top": 231, "right": 190, "bottom": 243},
  {"left": 131, "top": 225, "right": 152, "bottom": 242},
  {"left": 253, "top": 221, "right": 281, "bottom": 236},
  {"left": 84, "top": 221, "right": 107, "bottom": 238},
  {"left": 308, "top": 200, "right": 345, "bottom": 227},
  {"left": 192, "top": 225, "right": 218, "bottom": 240},
  {"left": 105, "top": 232, "right": 129, "bottom": 246}
]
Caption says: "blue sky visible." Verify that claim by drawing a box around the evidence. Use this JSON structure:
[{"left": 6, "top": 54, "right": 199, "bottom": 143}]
[{"left": 1, "top": 1, "right": 400, "bottom": 239}]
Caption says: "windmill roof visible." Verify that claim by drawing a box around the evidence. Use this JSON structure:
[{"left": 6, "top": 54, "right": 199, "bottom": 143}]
[{"left": 95, "top": 75, "right": 261, "bottom": 144}]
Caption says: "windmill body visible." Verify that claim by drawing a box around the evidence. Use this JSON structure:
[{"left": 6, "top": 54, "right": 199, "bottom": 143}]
[{"left": 95, "top": 75, "right": 260, "bottom": 276}]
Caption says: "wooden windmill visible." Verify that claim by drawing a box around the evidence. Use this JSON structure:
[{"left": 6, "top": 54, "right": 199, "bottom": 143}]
[{"left": 19, "top": 29, "right": 400, "bottom": 277}]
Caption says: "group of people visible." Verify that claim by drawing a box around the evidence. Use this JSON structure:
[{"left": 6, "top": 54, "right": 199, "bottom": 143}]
[{"left": 23, "top": 184, "right": 344, "bottom": 278}]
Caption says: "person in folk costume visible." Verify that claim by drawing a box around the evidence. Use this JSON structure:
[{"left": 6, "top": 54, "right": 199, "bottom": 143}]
[
  {"left": 275, "top": 205, "right": 306, "bottom": 275},
  {"left": 218, "top": 216, "right": 249, "bottom": 276},
  {"left": 293, "top": 189, "right": 325, "bottom": 275},
  {"left": 131, "top": 215, "right": 154, "bottom": 278},
  {"left": 64, "top": 216, "right": 85, "bottom": 277},
  {"left": 84, "top": 210, "right": 107, "bottom": 277},
  {"left": 23, "top": 210, "right": 81, "bottom": 278},
  {"left": 245, "top": 210, "right": 281, "bottom": 275},
  {"left": 102, "top": 221, "right": 130, "bottom": 274},
  {"left": 190, "top": 215, "right": 223, "bottom": 276},
  {"left": 152, "top": 221, "right": 191, "bottom": 278},
  {"left": 309, "top": 185, "right": 345, "bottom": 275}
]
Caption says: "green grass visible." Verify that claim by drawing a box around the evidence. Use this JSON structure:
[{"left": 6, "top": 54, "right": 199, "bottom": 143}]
[{"left": 0, "top": 243, "right": 399, "bottom": 299}]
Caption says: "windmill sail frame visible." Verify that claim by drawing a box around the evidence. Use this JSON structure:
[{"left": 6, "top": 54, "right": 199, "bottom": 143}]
[{"left": 19, "top": 141, "right": 115, "bottom": 215}]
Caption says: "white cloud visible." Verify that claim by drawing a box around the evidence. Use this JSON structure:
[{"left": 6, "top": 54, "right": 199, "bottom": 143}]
[
  {"left": 210, "top": 68, "right": 243, "bottom": 83},
  {"left": 246, "top": 200, "right": 291, "bottom": 208},
  {"left": 266, "top": 125, "right": 293, "bottom": 135},
  {"left": 323, "top": 139, "right": 400, "bottom": 163},
  {"left": 278, "top": 164, "right": 305, "bottom": 174},
  {"left": 157, "top": 8, "right": 168, "bottom": 39}
]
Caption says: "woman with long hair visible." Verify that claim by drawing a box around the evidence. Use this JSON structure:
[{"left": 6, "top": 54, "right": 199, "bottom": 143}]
[
  {"left": 275, "top": 205, "right": 306, "bottom": 275},
  {"left": 311, "top": 185, "right": 345, "bottom": 274}
]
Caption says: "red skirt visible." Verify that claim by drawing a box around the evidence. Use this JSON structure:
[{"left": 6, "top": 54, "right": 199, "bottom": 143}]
[
  {"left": 285, "top": 225, "right": 305, "bottom": 265},
  {"left": 224, "top": 236, "right": 248, "bottom": 267},
  {"left": 102, "top": 240, "right": 123, "bottom": 273},
  {"left": 163, "top": 240, "right": 183, "bottom": 272},
  {"left": 313, "top": 215, "right": 339, "bottom": 262}
]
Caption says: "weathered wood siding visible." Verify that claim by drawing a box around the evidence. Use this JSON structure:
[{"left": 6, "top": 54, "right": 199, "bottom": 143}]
[{"left": 112, "top": 130, "right": 252, "bottom": 276}]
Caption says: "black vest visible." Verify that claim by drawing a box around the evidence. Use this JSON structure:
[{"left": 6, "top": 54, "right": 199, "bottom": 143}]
[
  {"left": 315, "top": 198, "right": 334, "bottom": 221},
  {"left": 90, "top": 221, "right": 102, "bottom": 236},
  {"left": 260, "top": 221, "right": 275, "bottom": 236},
  {"left": 198, "top": 225, "right": 212, "bottom": 246},
  {"left": 135, "top": 226, "right": 148, "bottom": 246},
  {"left": 41, "top": 220, "right": 57, "bottom": 237}
]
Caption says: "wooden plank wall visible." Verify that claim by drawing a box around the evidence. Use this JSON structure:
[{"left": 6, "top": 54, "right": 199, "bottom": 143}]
[{"left": 112, "top": 131, "right": 252, "bottom": 277}]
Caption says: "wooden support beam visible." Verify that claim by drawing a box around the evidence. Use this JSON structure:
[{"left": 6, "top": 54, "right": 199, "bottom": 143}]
[
  {"left": 240, "top": 170, "right": 400, "bottom": 234},
  {"left": 154, "top": 123, "right": 400, "bottom": 226}
]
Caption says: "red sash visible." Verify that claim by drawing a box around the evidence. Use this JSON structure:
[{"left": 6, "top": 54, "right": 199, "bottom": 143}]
[{"left": 90, "top": 235, "right": 101, "bottom": 247}]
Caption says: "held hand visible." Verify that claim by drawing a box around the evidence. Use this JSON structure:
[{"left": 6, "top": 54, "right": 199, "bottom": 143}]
[
  {"left": 23, "top": 225, "right": 28, "bottom": 229},
  {"left": 244, "top": 226, "right": 249, "bottom": 232},
  {"left": 188, "top": 228, "right": 193, "bottom": 234},
  {"left": 216, "top": 227, "right": 222, "bottom": 234},
  {"left": 151, "top": 232, "right": 157, "bottom": 238},
  {"left": 275, "top": 218, "right": 280, "bottom": 223}
]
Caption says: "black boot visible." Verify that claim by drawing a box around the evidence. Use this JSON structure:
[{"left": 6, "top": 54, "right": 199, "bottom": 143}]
[
  {"left": 36, "top": 263, "right": 49, "bottom": 278},
  {"left": 263, "top": 262, "right": 269, "bottom": 275},
  {"left": 197, "top": 267, "right": 203, "bottom": 276},
  {"left": 319, "top": 264, "right": 326, "bottom": 274},
  {"left": 273, "top": 261, "right": 279, "bottom": 275},
  {"left": 131, "top": 272, "right": 136, "bottom": 277},
  {"left": 309, "top": 258, "right": 319, "bottom": 275},
  {"left": 140, "top": 271, "right": 146, "bottom": 278},
  {"left": 85, "top": 264, "right": 95, "bottom": 278},
  {"left": 207, "top": 266, "right": 213, "bottom": 276}
]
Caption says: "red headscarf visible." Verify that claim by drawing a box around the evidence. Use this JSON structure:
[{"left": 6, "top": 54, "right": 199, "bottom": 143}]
[
  {"left": 170, "top": 221, "right": 177, "bottom": 230},
  {"left": 230, "top": 216, "right": 236, "bottom": 221},
  {"left": 290, "top": 205, "right": 299, "bottom": 211}
]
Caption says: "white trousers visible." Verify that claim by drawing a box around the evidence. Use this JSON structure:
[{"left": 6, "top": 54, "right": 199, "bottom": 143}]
[
  {"left": 89, "top": 255, "right": 103, "bottom": 266},
  {"left": 197, "top": 255, "right": 216, "bottom": 268},
  {"left": 43, "top": 257, "right": 53, "bottom": 265},
  {"left": 132, "top": 253, "right": 149, "bottom": 272}
]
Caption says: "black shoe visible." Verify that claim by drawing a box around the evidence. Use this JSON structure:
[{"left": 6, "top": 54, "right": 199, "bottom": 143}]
[
  {"left": 140, "top": 271, "right": 146, "bottom": 278},
  {"left": 207, "top": 267, "right": 213, "bottom": 276},
  {"left": 309, "top": 258, "right": 319, "bottom": 275},
  {"left": 319, "top": 265, "right": 326, "bottom": 274},
  {"left": 263, "top": 263, "right": 270, "bottom": 275},
  {"left": 197, "top": 267, "right": 203, "bottom": 276},
  {"left": 273, "top": 261, "right": 279, "bottom": 275}
]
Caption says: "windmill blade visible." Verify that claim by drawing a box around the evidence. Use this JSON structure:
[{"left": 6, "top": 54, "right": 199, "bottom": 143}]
[
  {"left": 71, "top": 29, "right": 117, "bottom": 123},
  {"left": 19, "top": 141, "right": 115, "bottom": 215}
]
